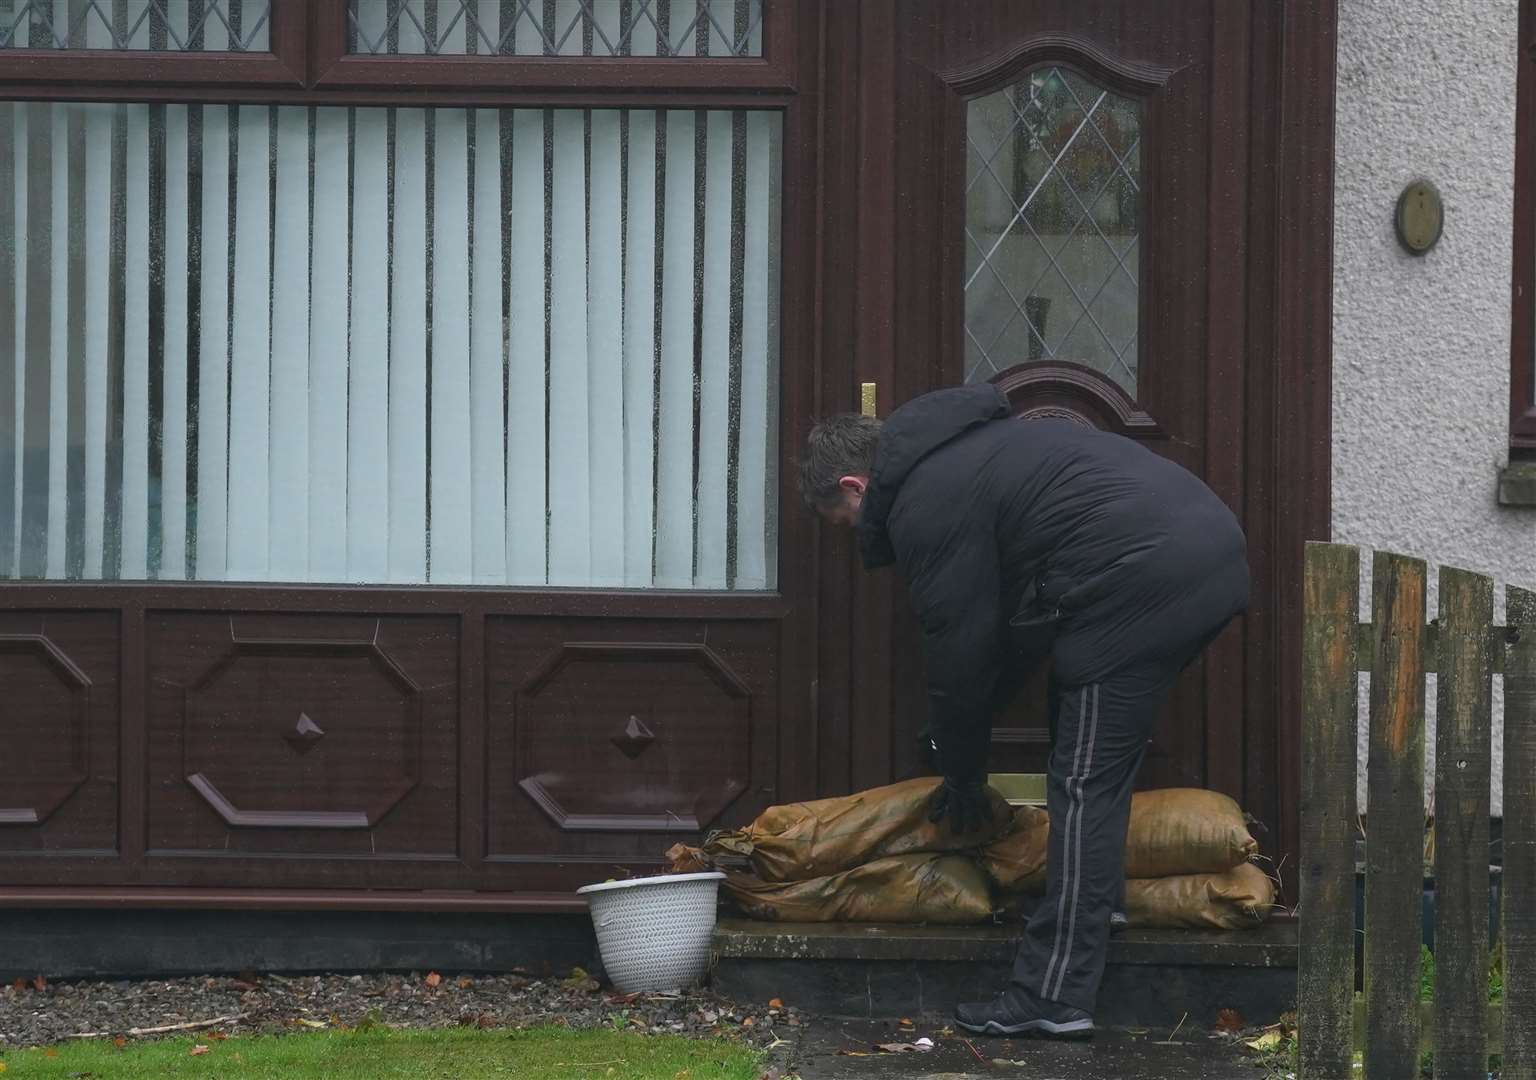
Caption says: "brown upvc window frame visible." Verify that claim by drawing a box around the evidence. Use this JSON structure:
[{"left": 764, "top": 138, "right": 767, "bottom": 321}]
[
  {"left": 1512, "top": 0, "right": 1536, "bottom": 451},
  {"left": 0, "top": 0, "right": 798, "bottom": 105}
]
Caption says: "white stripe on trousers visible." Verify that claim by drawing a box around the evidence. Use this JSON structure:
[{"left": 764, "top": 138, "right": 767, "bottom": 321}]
[{"left": 1041, "top": 682, "right": 1101, "bottom": 1002}]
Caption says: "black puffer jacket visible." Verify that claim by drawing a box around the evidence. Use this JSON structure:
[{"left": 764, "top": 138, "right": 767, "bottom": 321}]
[{"left": 857, "top": 384, "right": 1249, "bottom": 780}]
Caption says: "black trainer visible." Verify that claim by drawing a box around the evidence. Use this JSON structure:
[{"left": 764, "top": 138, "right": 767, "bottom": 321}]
[{"left": 954, "top": 985, "right": 1095, "bottom": 1039}]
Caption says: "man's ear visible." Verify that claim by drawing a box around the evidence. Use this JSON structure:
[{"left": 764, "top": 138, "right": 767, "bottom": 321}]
[{"left": 838, "top": 475, "right": 868, "bottom": 496}]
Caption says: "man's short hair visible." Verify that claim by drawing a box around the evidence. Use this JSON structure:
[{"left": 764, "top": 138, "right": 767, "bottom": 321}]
[{"left": 798, "top": 414, "right": 882, "bottom": 510}]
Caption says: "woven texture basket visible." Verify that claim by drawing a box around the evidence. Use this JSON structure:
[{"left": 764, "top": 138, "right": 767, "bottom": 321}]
[{"left": 576, "top": 872, "right": 726, "bottom": 994}]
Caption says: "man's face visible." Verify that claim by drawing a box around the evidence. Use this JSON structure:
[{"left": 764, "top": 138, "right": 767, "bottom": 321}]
[{"left": 817, "top": 475, "right": 868, "bottom": 528}]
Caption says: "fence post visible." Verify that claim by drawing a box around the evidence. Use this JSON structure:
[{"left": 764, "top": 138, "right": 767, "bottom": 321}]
[
  {"left": 1300, "top": 542, "right": 1360, "bottom": 1079},
  {"left": 1432, "top": 566, "right": 1494, "bottom": 1077},
  {"left": 1504, "top": 586, "right": 1536, "bottom": 1080},
  {"left": 1364, "top": 551, "right": 1427, "bottom": 1078}
]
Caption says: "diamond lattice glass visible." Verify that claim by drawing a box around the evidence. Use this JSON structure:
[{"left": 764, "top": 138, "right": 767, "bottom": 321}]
[
  {"left": 0, "top": 0, "right": 270, "bottom": 50},
  {"left": 964, "top": 67, "right": 1141, "bottom": 395},
  {"left": 347, "top": 0, "right": 763, "bottom": 57}
]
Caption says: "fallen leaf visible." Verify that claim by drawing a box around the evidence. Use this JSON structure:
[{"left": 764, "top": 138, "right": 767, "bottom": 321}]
[
  {"left": 936, "top": 1026, "right": 955, "bottom": 1038},
  {"left": 31, "top": 976, "right": 46, "bottom": 992},
  {"left": 44, "top": 1049, "right": 58, "bottom": 1059},
  {"left": 561, "top": 967, "right": 600, "bottom": 993},
  {"left": 297, "top": 1019, "right": 327, "bottom": 1029},
  {"left": 675, "top": 1071, "right": 693, "bottom": 1080},
  {"left": 10, "top": 979, "right": 24, "bottom": 992},
  {"left": 0, "top": 1063, "right": 7, "bottom": 1073},
  {"left": 992, "top": 1060, "right": 1028, "bottom": 1067},
  {"left": 1245, "top": 1030, "right": 1284, "bottom": 1052},
  {"left": 424, "top": 972, "right": 443, "bottom": 988},
  {"left": 741, "top": 1017, "right": 755, "bottom": 1028},
  {"left": 476, "top": 1014, "right": 495, "bottom": 1030},
  {"left": 113, "top": 1037, "right": 127, "bottom": 1050},
  {"left": 767, "top": 998, "right": 784, "bottom": 1010},
  {"left": 207, "top": 1031, "right": 229, "bottom": 1042},
  {"left": 1215, "top": 1008, "right": 1245, "bottom": 1034},
  {"left": 189, "top": 1045, "right": 211, "bottom": 1056},
  {"left": 458, "top": 977, "right": 474, "bottom": 990},
  {"left": 757, "top": 1070, "right": 781, "bottom": 1080},
  {"left": 875, "top": 1041, "right": 934, "bottom": 1053},
  {"left": 899, "top": 1017, "right": 915, "bottom": 1028}
]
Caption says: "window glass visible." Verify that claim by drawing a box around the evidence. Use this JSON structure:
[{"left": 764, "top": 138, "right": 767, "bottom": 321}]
[
  {"left": 965, "top": 66, "right": 1141, "bottom": 395},
  {"left": 1, "top": 0, "right": 271, "bottom": 51},
  {"left": 0, "top": 101, "right": 783, "bottom": 589},
  {"left": 347, "top": 0, "right": 765, "bottom": 58}
]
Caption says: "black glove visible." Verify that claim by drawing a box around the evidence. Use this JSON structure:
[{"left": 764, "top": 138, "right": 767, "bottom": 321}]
[{"left": 926, "top": 776, "right": 995, "bottom": 835}]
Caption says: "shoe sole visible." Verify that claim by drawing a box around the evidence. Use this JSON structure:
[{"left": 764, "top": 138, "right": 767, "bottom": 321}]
[{"left": 955, "top": 1017, "right": 1095, "bottom": 1040}]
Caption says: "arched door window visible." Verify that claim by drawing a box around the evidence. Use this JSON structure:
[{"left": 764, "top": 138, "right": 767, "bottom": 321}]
[{"left": 964, "top": 66, "right": 1141, "bottom": 396}]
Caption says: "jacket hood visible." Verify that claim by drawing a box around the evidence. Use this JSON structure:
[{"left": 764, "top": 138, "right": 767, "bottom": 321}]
[{"left": 857, "top": 383, "right": 1010, "bottom": 568}]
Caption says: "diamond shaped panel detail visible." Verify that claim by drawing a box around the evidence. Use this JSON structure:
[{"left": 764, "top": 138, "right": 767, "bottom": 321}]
[
  {"left": 610, "top": 715, "right": 656, "bottom": 760},
  {"left": 347, "top": 0, "right": 763, "bottom": 58},
  {"left": 0, "top": 0, "right": 270, "bottom": 51},
  {"left": 283, "top": 712, "right": 327, "bottom": 755},
  {"left": 964, "top": 67, "right": 1141, "bottom": 393}
]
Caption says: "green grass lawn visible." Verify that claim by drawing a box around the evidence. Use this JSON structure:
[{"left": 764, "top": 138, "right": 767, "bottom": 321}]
[{"left": 0, "top": 1026, "right": 765, "bottom": 1079}]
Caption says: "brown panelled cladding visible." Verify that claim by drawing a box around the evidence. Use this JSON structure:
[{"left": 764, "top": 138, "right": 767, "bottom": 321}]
[{"left": 0, "top": 0, "right": 1335, "bottom": 909}]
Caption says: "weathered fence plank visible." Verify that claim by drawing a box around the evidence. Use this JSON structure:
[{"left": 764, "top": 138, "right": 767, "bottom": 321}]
[
  {"left": 1432, "top": 566, "right": 1494, "bottom": 1079},
  {"left": 1364, "top": 551, "right": 1427, "bottom": 1079},
  {"left": 1299, "top": 542, "right": 1360, "bottom": 1080},
  {"left": 1503, "top": 586, "right": 1536, "bottom": 1080}
]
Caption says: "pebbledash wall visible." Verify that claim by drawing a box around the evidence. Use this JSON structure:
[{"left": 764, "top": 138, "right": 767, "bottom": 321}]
[{"left": 1332, "top": 0, "right": 1528, "bottom": 815}]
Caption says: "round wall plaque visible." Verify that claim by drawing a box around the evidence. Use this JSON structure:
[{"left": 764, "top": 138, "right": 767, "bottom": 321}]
[{"left": 1395, "top": 179, "right": 1443, "bottom": 255}]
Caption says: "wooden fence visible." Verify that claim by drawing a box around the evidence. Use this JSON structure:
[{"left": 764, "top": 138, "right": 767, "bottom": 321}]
[{"left": 1300, "top": 543, "right": 1536, "bottom": 1079}]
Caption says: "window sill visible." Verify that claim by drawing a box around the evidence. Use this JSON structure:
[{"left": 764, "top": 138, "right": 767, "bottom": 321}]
[{"left": 1498, "top": 461, "right": 1536, "bottom": 507}]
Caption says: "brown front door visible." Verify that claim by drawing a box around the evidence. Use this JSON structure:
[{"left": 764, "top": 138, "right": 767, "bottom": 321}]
[{"left": 817, "top": 1, "right": 1336, "bottom": 883}]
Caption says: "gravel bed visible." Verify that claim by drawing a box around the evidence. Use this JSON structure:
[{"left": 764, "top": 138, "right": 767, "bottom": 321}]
[{"left": 0, "top": 970, "right": 806, "bottom": 1052}]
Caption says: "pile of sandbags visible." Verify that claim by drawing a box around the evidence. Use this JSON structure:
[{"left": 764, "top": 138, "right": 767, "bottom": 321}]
[
  {"left": 686, "top": 779, "right": 1276, "bottom": 930},
  {"left": 984, "top": 788, "right": 1274, "bottom": 930}
]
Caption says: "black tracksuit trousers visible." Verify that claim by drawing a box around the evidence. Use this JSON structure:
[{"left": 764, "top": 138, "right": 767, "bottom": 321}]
[{"left": 1012, "top": 626, "right": 1226, "bottom": 1015}]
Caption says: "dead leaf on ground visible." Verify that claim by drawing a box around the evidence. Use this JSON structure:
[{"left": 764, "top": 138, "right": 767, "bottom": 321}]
[
  {"left": 424, "top": 972, "right": 443, "bottom": 988},
  {"left": 189, "top": 1045, "right": 211, "bottom": 1056},
  {"left": 898, "top": 1017, "right": 915, "bottom": 1029},
  {"left": 741, "top": 1017, "right": 755, "bottom": 1028},
  {"left": 10, "top": 979, "right": 25, "bottom": 992},
  {"left": 44, "top": 1050, "right": 58, "bottom": 1059},
  {"left": 207, "top": 1031, "right": 229, "bottom": 1042},
  {"left": 458, "top": 977, "right": 474, "bottom": 990},
  {"left": 561, "top": 968, "right": 600, "bottom": 993},
  {"left": 757, "top": 1070, "right": 782, "bottom": 1080},
  {"left": 1245, "top": 1029, "right": 1284, "bottom": 1052},
  {"left": 31, "top": 976, "right": 46, "bottom": 992},
  {"left": 296, "top": 1019, "right": 327, "bottom": 1029},
  {"left": 1215, "top": 1008, "right": 1245, "bottom": 1033},
  {"left": 767, "top": 997, "right": 784, "bottom": 1010},
  {"left": 112, "top": 1037, "right": 127, "bottom": 1050},
  {"left": 876, "top": 1039, "right": 935, "bottom": 1054}
]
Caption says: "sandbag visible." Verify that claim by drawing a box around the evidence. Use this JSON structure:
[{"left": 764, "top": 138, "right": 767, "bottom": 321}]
[
  {"left": 978, "top": 804, "right": 1050, "bottom": 894},
  {"left": 1124, "top": 789, "right": 1257, "bottom": 878},
  {"left": 1123, "top": 861, "right": 1276, "bottom": 930},
  {"left": 722, "top": 853, "right": 995, "bottom": 924},
  {"left": 703, "top": 777, "right": 1012, "bottom": 882}
]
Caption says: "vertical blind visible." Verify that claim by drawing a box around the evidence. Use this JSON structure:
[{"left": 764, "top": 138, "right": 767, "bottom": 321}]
[{"left": 0, "top": 94, "right": 783, "bottom": 589}]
